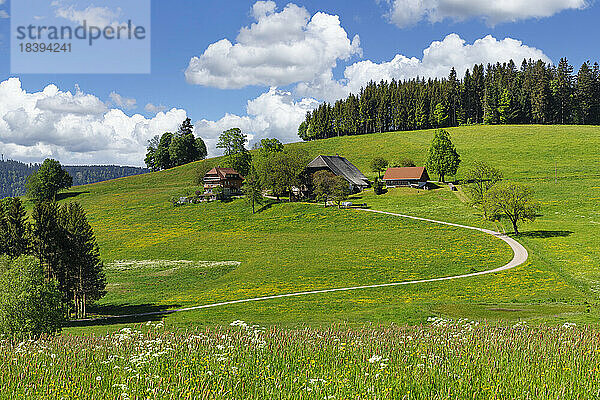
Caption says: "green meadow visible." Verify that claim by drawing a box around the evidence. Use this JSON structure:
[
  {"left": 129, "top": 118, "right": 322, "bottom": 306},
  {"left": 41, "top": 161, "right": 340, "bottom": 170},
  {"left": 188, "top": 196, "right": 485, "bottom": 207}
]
[{"left": 54, "top": 125, "right": 600, "bottom": 332}]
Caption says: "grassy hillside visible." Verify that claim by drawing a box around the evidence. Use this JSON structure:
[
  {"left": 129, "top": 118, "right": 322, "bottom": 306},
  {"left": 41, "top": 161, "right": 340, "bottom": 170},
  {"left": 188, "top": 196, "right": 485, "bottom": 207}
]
[
  {"left": 58, "top": 125, "right": 600, "bottom": 332},
  {"left": 290, "top": 125, "right": 600, "bottom": 320}
]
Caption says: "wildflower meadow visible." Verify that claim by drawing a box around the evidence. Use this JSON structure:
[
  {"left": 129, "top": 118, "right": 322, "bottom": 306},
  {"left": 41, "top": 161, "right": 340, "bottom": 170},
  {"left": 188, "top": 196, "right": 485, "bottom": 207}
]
[{"left": 2, "top": 319, "right": 599, "bottom": 399}]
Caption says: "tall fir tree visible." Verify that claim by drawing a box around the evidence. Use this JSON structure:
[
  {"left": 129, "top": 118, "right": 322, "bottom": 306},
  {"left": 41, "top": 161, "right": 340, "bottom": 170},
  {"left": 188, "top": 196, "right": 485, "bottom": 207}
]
[
  {"left": 31, "top": 202, "right": 65, "bottom": 285},
  {"left": 2, "top": 198, "right": 29, "bottom": 258},
  {"left": 576, "top": 62, "right": 595, "bottom": 124},
  {"left": 59, "top": 202, "right": 106, "bottom": 318},
  {"left": 552, "top": 58, "right": 575, "bottom": 124}
]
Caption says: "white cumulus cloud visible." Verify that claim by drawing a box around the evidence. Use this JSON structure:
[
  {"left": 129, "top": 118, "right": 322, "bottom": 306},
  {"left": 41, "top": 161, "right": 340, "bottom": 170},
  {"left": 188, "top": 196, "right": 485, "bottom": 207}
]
[
  {"left": 0, "top": 78, "right": 186, "bottom": 165},
  {"left": 0, "top": 78, "right": 318, "bottom": 163},
  {"left": 297, "top": 33, "right": 551, "bottom": 101},
  {"left": 185, "top": 1, "right": 361, "bottom": 89},
  {"left": 383, "top": 0, "right": 589, "bottom": 27},
  {"left": 195, "top": 87, "right": 319, "bottom": 154},
  {"left": 109, "top": 92, "right": 137, "bottom": 110}
]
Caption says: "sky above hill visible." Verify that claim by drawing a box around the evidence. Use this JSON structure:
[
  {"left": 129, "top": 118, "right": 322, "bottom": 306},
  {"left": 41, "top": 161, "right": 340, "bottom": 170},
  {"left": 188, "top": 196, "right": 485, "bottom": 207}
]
[{"left": 0, "top": 0, "right": 597, "bottom": 166}]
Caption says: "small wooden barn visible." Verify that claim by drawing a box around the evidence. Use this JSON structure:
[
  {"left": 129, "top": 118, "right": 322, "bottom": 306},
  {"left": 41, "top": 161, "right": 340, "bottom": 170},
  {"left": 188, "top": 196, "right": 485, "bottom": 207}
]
[{"left": 383, "top": 167, "right": 430, "bottom": 189}]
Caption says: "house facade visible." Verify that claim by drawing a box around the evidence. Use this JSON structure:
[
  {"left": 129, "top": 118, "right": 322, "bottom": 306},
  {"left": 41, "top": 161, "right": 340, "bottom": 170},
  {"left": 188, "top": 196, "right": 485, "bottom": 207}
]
[
  {"left": 305, "top": 155, "right": 370, "bottom": 192},
  {"left": 203, "top": 167, "right": 244, "bottom": 196},
  {"left": 383, "top": 167, "right": 430, "bottom": 189}
]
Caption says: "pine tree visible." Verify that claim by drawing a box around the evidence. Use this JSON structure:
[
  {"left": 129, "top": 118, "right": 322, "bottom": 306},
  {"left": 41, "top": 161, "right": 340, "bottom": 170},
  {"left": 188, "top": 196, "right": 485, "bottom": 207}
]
[
  {"left": 576, "top": 62, "right": 594, "bottom": 124},
  {"left": 484, "top": 65, "right": 499, "bottom": 124},
  {"left": 531, "top": 60, "right": 551, "bottom": 124},
  {"left": 433, "top": 103, "right": 449, "bottom": 128},
  {"left": 59, "top": 203, "right": 106, "bottom": 318},
  {"left": 472, "top": 64, "right": 485, "bottom": 123},
  {"left": 498, "top": 89, "right": 518, "bottom": 124},
  {"left": 446, "top": 68, "right": 459, "bottom": 126},
  {"left": 552, "top": 58, "right": 574, "bottom": 124},
  {"left": 3, "top": 198, "right": 29, "bottom": 258},
  {"left": 0, "top": 202, "right": 7, "bottom": 255},
  {"left": 31, "top": 201, "right": 66, "bottom": 298},
  {"left": 591, "top": 63, "right": 600, "bottom": 124}
]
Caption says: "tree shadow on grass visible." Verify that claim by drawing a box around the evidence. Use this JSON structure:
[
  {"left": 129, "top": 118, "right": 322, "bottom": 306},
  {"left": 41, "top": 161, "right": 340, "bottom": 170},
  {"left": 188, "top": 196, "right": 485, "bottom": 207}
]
[
  {"left": 65, "top": 303, "right": 182, "bottom": 328},
  {"left": 519, "top": 230, "right": 574, "bottom": 239},
  {"left": 56, "top": 191, "right": 90, "bottom": 201},
  {"left": 256, "top": 200, "right": 279, "bottom": 213}
]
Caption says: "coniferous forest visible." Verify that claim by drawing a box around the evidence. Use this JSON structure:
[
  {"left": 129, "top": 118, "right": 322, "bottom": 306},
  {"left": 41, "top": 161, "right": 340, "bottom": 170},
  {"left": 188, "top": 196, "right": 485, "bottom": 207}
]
[
  {"left": 298, "top": 58, "right": 600, "bottom": 141},
  {"left": 0, "top": 161, "right": 148, "bottom": 199}
]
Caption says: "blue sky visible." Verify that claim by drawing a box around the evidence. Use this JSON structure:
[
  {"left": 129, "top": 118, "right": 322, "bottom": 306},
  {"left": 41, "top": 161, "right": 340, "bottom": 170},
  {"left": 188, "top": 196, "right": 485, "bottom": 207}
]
[{"left": 0, "top": 0, "right": 597, "bottom": 165}]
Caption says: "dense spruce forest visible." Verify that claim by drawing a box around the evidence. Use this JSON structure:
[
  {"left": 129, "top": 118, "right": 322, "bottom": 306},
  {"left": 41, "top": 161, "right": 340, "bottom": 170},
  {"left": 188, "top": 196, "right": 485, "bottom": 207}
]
[
  {"left": 0, "top": 160, "right": 148, "bottom": 198},
  {"left": 298, "top": 58, "right": 600, "bottom": 140}
]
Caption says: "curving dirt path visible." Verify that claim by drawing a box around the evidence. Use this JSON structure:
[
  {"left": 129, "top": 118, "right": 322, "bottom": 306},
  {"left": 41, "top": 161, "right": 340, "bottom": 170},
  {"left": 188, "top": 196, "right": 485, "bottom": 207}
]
[{"left": 79, "top": 208, "right": 528, "bottom": 322}]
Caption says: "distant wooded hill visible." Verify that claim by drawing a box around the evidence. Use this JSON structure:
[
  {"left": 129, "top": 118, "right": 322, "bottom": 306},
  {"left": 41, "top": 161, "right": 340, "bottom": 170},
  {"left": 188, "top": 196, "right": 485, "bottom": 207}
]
[
  {"left": 0, "top": 160, "right": 149, "bottom": 198},
  {"left": 299, "top": 58, "right": 600, "bottom": 141}
]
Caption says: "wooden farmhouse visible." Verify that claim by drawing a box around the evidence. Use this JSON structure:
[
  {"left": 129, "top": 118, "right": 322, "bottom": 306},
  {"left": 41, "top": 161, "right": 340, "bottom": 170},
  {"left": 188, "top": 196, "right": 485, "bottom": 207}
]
[
  {"left": 306, "top": 155, "right": 370, "bottom": 192},
  {"left": 383, "top": 167, "right": 430, "bottom": 189},
  {"left": 203, "top": 167, "right": 244, "bottom": 197}
]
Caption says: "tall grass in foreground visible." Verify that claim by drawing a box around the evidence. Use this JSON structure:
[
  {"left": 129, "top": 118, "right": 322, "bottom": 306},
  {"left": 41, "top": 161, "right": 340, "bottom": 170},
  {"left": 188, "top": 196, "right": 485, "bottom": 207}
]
[{"left": 2, "top": 319, "right": 599, "bottom": 399}]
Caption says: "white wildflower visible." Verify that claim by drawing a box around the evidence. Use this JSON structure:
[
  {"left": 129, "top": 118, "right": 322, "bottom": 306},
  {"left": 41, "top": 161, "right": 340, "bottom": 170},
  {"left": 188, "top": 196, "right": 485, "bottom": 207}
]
[{"left": 368, "top": 355, "right": 382, "bottom": 364}]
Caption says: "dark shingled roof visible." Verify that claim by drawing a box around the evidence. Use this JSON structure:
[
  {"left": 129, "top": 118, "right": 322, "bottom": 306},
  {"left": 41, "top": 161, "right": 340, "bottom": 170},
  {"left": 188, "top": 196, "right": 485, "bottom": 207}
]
[{"left": 307, "top": 155, "right": 370, "bottom": 188}]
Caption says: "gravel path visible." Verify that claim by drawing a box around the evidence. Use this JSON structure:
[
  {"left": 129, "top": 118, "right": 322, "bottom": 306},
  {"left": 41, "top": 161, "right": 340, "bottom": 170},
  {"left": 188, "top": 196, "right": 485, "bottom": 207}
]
[{"left": 78, "top": 208, "right": 528, "bottom": 322}]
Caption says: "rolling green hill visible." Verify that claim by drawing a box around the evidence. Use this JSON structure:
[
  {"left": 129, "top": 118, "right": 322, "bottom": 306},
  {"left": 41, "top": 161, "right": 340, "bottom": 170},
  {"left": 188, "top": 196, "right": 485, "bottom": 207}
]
[{"left": 58, "top": 125, "right": 600, "bottom": 333}]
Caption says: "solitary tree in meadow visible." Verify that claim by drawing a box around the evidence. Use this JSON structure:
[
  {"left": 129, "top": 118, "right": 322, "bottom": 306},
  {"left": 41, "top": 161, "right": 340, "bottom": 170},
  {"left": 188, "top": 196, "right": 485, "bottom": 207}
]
[
  {"left": 26, "top": 159, "right": 73, "bottom": 202},
  {"left": 243, "top": 168, "right": 264, "bottom": 214},
  {"left": 370, "top": 157, "right": 389, "bottom": 178},
  {"left": 465, "top": 161, "right": 503, "bottom": 205},
  {"left": 425, "top": 129, "right": 461, "bottom": 183},
  {"left": 483, "top": 182, "right": 540, "bottom": 235}
]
